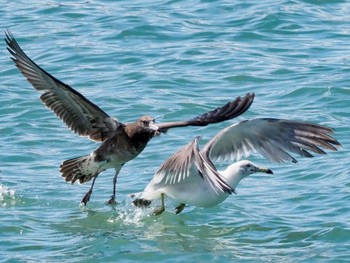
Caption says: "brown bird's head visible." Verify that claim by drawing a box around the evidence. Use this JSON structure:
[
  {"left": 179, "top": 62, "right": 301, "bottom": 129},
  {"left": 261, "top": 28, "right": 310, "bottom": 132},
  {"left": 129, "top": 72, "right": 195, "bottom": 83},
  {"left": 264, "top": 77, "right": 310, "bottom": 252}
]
[{"left": 135, "top": 116, "right": 160, "bottom": 136}]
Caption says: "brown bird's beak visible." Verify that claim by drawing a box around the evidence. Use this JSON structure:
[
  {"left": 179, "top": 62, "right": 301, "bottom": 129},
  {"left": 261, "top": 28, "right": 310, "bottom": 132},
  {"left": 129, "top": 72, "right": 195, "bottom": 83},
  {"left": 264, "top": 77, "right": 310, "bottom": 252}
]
[{"left": 149, "top": 123, "right": 160, "bottom": 136}]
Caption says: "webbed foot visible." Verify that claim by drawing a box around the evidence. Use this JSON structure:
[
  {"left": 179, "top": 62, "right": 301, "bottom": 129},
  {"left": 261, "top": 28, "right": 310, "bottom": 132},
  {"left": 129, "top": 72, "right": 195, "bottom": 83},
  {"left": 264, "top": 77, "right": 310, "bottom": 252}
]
[
  {"left": 153, "top": 207, "right": 165, "bottom": 216},
  {"left": 175, "top": 203, "right": 186, "bottom": 214},
  {"left": 107, "top": 195, "right": 116, "bottom": 205},
  {"left": 81, "top": 189, "right": 92, "bottom": 206}
]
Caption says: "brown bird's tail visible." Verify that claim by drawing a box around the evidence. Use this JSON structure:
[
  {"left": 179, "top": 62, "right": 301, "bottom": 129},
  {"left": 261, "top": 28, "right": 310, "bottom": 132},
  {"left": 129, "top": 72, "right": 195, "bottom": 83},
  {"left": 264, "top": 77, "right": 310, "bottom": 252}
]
[{"left": 60, "top": 155, "right": 100, "bottom": 184}]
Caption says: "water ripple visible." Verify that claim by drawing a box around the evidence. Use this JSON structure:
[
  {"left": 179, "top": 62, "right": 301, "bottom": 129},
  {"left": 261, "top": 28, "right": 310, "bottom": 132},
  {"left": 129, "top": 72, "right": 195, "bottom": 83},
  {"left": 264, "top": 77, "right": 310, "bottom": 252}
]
[{"left": 1, "top": 0, "right": 350, "bottom": 262}]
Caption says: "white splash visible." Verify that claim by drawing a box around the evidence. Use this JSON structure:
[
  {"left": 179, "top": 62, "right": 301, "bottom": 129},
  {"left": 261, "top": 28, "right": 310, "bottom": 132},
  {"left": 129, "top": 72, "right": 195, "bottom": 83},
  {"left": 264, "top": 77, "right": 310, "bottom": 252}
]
[
  {"left": 108, "top": 206, "right": 152, "bottom": 226},
  {"left": 0, "top": 184, "right": 16, "bottom": 206}
]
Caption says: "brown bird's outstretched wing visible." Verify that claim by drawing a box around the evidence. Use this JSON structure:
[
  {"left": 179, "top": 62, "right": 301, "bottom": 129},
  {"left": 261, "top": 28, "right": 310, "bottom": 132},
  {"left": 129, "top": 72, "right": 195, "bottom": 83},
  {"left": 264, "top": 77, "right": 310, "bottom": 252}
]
[
  {"left": 5, "top": 29, "right": 253, "bottom": 141},
  {"left": 157, "top": 93, "right": 254, "bottom": 133},
  {"left": 5, "top": 29, "right": 119, "bottom": 142}
]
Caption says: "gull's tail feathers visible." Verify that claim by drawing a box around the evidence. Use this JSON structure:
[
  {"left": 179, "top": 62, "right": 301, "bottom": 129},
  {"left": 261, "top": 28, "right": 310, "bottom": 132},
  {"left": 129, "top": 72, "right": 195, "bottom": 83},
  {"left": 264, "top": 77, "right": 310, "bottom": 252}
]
[{"left": 132, "top": 198, "right": 152, "bottom": 207}]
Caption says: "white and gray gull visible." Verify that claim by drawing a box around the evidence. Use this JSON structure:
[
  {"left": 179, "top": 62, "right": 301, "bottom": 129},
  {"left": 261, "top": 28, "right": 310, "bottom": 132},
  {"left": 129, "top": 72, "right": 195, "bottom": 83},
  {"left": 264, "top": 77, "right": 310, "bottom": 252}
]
[
  {"left": 132, "top": 118, "right": 341, "bottom": 215},
  {"left": 5, "top": 30, "right": 254, "bottom": 205}
]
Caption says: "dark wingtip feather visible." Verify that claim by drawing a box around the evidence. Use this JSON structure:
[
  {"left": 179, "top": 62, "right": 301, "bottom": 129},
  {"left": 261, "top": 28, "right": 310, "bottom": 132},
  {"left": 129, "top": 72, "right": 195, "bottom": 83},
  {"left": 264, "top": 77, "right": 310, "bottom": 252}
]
[{"left": 187, "top": 92, "right": 255, "bottom": 126}]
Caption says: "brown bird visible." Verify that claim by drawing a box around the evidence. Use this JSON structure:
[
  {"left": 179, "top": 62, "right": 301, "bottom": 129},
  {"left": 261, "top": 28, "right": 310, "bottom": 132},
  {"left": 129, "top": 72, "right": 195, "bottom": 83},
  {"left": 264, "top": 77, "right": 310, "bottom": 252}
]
[{"left": 5, "top": 29, "right": 254, "bottom": 205}]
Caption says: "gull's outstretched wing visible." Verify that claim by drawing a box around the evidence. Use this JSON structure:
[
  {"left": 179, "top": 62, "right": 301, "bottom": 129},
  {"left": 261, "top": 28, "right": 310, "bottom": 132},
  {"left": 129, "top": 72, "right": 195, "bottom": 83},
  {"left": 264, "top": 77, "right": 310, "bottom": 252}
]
[
  {"left": 152, "top": 136, "right": 234, "bottom": 195},
  {"left": 5, "top": 30, "right": 119, "bottom": 142},
  {"left": 157, "top": 93, "right": 254, "bottom": 133},
  {"left": 202, "top": 118, "right": 341, "bottom": 163}
]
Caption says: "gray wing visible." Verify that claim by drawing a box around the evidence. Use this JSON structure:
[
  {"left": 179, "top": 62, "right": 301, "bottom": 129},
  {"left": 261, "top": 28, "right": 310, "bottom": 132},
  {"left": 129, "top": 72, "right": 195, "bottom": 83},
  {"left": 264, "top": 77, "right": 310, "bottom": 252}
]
[
  {"left": 156, "top": 93, "right": 254, "bottom": 132},
  {"left": 5, "top": 29, "right": 119, "bottom": 142},
  {"left": 202, "top": 118, "right": 341, "bottom": 163},
  {"left": 153, "top": 136, "right": 233, "bottom": 194}
]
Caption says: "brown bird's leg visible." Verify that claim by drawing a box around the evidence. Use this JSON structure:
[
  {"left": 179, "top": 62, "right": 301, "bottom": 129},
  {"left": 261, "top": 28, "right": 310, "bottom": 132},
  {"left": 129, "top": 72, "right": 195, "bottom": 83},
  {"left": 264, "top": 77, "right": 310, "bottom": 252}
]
[
  {"left": 81, "top": 176, "right": 98, "bottom": 206},
  {"left": 107, "top": 166, "right": 122, "bottom": 205},
  {"left": 107, "top": 173, "right": 118, "bottom": 205}
]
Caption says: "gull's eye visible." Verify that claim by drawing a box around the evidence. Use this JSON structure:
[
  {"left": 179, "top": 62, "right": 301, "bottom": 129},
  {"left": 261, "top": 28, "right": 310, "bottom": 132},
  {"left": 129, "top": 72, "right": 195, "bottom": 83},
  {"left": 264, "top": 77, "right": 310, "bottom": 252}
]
[{"left": 245, "top": 164, "right": 251, "bottom": 168}]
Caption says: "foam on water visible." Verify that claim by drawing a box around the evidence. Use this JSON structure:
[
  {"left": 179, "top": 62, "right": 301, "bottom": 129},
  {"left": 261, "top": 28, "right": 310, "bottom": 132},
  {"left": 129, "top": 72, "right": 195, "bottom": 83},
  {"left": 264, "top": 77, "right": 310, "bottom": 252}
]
[
  {"left": 0, "top": 184, "right": 16, "bottom": 207},
  {"left": 110, "top": 207, "right": 154, "bottom": 226}
]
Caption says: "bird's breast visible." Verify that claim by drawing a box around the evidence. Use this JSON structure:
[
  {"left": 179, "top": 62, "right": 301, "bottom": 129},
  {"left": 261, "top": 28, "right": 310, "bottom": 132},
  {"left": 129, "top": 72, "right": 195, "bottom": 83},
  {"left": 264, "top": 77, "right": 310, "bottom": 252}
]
[{"left": 164, "top": 182, "right": 230, "bottom": 207}]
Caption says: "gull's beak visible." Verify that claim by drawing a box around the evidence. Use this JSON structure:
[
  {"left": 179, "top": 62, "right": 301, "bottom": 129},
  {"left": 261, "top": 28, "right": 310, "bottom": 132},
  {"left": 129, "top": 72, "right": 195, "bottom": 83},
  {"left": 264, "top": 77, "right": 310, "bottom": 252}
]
[{"left": 259, "top": 167, "right": 273, "bottom": 174}]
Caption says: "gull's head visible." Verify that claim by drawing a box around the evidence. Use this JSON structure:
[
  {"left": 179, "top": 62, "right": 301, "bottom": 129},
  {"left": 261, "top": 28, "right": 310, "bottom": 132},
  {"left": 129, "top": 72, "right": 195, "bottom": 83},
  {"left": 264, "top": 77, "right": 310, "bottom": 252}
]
[
  {"left": 221, "top": 160, "right": 273, "bottom": 189},
  {"left": 237, "top": 160, "right": 273, "bottom": 176}
]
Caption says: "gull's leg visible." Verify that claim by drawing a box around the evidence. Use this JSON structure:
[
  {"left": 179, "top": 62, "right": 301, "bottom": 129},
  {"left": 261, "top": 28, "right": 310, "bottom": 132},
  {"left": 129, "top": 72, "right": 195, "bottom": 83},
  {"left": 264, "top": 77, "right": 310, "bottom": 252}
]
[
  {"left": 175, "top": 203, "right": 186, "bottom": 214},
  {"left": 107, "top": 166, "right": 122, "bottom": 205},
  {"left": 153, "top": 193, "right": 165, "bottom": 216},
  {"left": 81, "top": 176, "right": 98, "bottom": 206}
]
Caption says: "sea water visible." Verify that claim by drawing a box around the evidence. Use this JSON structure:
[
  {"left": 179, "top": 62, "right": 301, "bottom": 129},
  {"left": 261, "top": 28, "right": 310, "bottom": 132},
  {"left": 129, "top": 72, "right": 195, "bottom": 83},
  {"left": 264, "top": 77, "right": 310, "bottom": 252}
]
[{"left": 0, "top": 1, "right": 349, "bottom": 262}]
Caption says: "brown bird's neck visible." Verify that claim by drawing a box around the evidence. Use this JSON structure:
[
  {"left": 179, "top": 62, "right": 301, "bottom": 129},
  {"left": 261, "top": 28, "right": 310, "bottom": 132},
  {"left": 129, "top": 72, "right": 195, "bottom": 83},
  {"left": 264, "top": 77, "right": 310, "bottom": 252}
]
[{"left": 124, "top": 124, "right": 154, "bottom": 151}]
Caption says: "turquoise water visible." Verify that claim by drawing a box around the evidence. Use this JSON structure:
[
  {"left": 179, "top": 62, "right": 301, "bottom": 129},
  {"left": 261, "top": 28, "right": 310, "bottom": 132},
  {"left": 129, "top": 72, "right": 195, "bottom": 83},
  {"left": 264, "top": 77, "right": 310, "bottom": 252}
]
[{"left": 1, "top": 0, "right": 349, "bottom": 262}]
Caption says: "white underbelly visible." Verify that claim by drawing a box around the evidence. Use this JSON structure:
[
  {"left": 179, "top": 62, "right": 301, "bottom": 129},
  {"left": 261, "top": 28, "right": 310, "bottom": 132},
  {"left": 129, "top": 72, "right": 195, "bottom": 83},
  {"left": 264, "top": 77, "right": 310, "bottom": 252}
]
[{"left": 163, "top": 182, "right": 230, "bottom": 207}]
